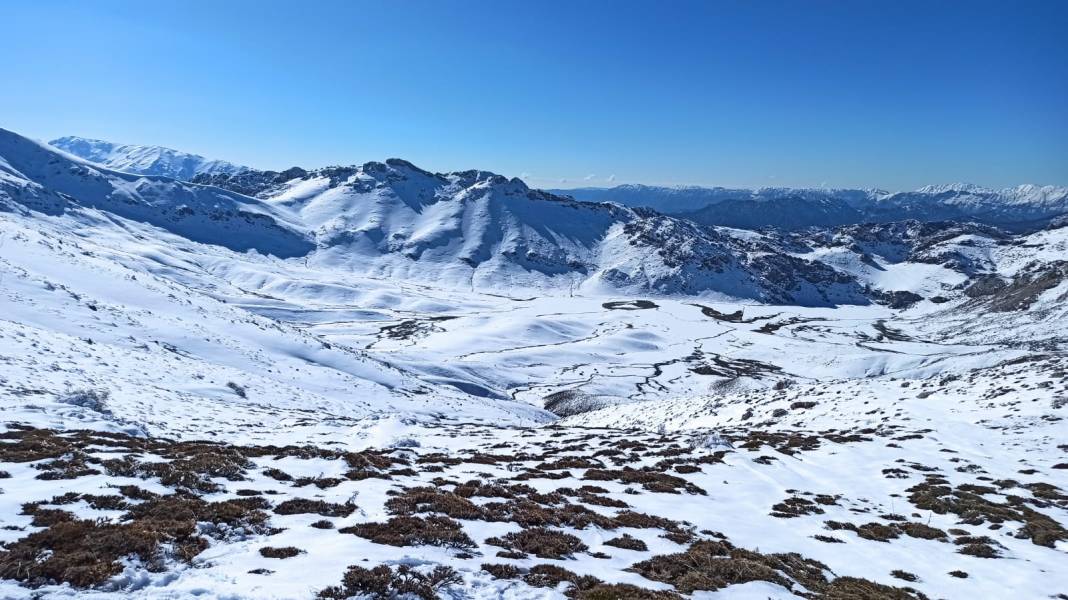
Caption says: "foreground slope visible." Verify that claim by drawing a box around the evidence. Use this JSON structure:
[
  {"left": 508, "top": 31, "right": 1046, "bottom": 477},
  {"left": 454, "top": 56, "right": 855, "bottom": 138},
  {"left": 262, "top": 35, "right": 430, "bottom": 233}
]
[{"left": 0, "top": 350, "right": 1064, "bottom": 599}]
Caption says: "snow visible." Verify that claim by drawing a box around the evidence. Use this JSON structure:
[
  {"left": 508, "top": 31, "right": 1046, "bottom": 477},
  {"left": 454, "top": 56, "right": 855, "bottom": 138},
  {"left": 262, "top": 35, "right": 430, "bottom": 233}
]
[
  {"left": 0, "top": 127, "right": 1065, "bottom": 599},
  {"left": 48, "top": 136, "right": 250, "bottom": 180}
]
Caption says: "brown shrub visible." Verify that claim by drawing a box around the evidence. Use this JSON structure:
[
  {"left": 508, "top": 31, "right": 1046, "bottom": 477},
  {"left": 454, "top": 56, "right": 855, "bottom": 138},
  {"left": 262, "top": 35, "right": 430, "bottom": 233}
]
[
  {"left": 900, "top": 522, "right": 947, "bottom": 540},
  {"left": 294, "top": 474, "right": 343, "bottom": 488},
  {"left": 29, "top": 508, "right": 77, "bottom": 527},
  {"left": 117, "top": 485, "right": 159, "bottom": 501},
  {"left": 319, "top": 564, "right": 461, "bottom": 600},
  {"left": 812, "top": 534, "right": 845, "bottom": 543},
  {"left": 578, "top": 492, "right": 629, "bottom": 509},
  {"left": 604, "top": 533, "right": 648, "bottom": 551},
  {"left": 536, "top": 457, "right": 603, "bottom": 470},
  {"left": 120, "top": 495, "right": 271, "bottom": 546},
  {"left": 583, "top": 468, "right": 705, "bottom": 495},
  {"left": 957, "top": 543, "right": 1000, "bottom": 558},
  {"left": 891, "top": 570, "right": 918, "bottom": 582},
  {"left": 340, "top": 516, "right": 475, "bottom": 549},
  {"left": 0, "top": 495, "right": 259, "bottom": 590},
  {"left": 273, "top": 498, "right": 355, "bottom": 517},
  {"left": 485, "top": 527, "right": 588, "bottom": 559},
  {"left": 259, "top": 546, "right": 302, "bottom": 559},
  {"left": 824, "top": 520, "right": 899, "bottom": 542},
  {"left": 0, "top": 427, "right": 80, "bottom": 463},
  {"left": 0, "top": 519, "right": 195, "bottom": 587},
  {"left": 34, "top": 451, "right": 102, "bottom": 480},
  {"left": 821, "top": 576, "right": 928, "bottom": 599},
  {"left": 770, "top": 496, "right": 825, "bottom": 518},
  {"left": 907, "top": 479, "right": 1067, "bottom": 547},
  {"left": 629, "top": 539, "right": 926, "bottom": 598},
  {"left": 386, "top": 487, "right": 484, "bottom": 519},
  {"left": 263, "top": 467, "right": 293, "bottom": 481},
  {"left": 482, "top": 563, "right": 522, "bottom": 580},
  {"left": 570, "top": 584, "right": 682, "bottom": 599},
  {"left": 523, "top": 564, "right": 598, "bottom": 589}
]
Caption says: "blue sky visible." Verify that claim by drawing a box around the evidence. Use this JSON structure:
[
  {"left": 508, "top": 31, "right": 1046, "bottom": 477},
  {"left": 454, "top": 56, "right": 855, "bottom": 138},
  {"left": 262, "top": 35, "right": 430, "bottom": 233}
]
[{"left": 3, "top": 0, "right": 1065, "bottom": 189}]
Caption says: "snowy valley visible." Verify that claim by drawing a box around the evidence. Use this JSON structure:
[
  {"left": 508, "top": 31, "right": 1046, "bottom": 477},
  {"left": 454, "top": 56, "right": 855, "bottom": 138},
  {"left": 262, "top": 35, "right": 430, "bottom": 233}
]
[{"left": 0, "top": 128, "right": 1065, "bottom": 599}]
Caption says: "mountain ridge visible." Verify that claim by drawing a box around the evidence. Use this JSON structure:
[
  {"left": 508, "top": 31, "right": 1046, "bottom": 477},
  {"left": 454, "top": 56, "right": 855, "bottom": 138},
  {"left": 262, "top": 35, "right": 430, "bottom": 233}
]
[
  {"left": 555, "top": 182, "right": 1068, "bottom": 231},
  {"left": 47, "top": 134, "right": 1068, "bottom": 232},
  {"left": 49, "top": 135, "right": 250, "bottom": 180},
  {"left": 1, "top": 129, "right": 1060, "bottom": 308}
]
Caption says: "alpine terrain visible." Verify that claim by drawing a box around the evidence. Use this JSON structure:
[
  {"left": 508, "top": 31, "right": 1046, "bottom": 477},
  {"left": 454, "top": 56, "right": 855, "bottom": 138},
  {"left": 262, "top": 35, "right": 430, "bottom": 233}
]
[{"left": 0, "top": 127, "right": 1065, "bottom": 600}]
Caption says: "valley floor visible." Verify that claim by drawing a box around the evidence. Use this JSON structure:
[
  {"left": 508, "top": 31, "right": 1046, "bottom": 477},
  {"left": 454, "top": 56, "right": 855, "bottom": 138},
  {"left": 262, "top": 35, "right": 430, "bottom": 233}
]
[{"left": 0, "top": 211, "right": 1066, "bottom": 598}]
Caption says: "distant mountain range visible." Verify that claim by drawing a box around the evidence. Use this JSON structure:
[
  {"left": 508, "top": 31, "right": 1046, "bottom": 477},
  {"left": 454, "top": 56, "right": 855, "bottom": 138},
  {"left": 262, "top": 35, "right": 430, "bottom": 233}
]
[
  {"left": 554, "top": 183, "right": 1068, "bottom": 232},
  {"left": 1, "top": 129, "right": 1065, "bottom": 310},
  {"left": 49, "top": 136, "right": 1068, "bottom": 232},
  {"left": 50, "top": 135, "right": 249, "bottom": 180}
]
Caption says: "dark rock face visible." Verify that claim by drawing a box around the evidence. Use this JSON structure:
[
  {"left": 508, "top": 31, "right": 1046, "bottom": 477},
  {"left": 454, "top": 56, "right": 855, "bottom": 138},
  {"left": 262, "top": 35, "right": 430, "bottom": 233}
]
[
  {"left": 870, "top": 289, "right": 924, "bottom": 309},
  {"left": 620, "top": 216, "right": 868, "bottom": 306},
  {"left": 964, "top": 275, "right": 1008, "bottom": 298},
  {"left": 191, "top": 168, "right": 307, "bottom": 197},
  {"left": 985, "top": 262, "right": 1068, "bottom": 312}
]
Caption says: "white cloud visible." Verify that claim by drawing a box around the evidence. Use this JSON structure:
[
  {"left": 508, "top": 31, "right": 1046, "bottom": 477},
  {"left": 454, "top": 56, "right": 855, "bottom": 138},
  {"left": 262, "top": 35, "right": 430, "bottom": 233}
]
[
  {"left": 606, "top": 174, "right": 616, "bottom": 183},
  {"left": 583, "top": 174, "right": 596, "bottom": 181}
]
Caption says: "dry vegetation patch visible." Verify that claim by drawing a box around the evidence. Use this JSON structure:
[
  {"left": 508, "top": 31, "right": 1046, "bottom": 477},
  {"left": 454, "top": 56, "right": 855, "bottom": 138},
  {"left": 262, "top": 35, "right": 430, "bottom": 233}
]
[
  {"left": 339, "top": 516, "right": 476, "bottom": 549},
  {"left": 604, "top": 533, "right": 649, "bottom": 551},
  {"left": 318, "top": 564, "right": 461, "bottom": 600},
  {"left": 485, "top": 527, "right": 589, "bottom": 559},
  {"left": 0, "top": 493, "right": 270, "bottom": 588},
  {"left": 907, "top": 478, "right": 1067, "bottom": 547},
  {"left": 273, "top": 498, "right": 356, "bottom": 517},
  {"left": 629, "top": 539, "right": 927, "bottom": 598}
]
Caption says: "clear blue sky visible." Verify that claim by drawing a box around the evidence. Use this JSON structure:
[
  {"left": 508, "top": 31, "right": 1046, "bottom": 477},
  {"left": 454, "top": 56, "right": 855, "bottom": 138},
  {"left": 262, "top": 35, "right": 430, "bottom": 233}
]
[{"left": 3, "top": 0, "right": 1065, "bottom": 189}]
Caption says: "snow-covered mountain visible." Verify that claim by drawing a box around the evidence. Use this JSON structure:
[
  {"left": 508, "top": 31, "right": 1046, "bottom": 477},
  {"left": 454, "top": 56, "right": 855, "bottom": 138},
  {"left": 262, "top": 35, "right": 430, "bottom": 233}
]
[
  {"left": 558, "top": 183, "right": 1068, "bottom": 231},
  {"left": 1, "top": 126, "right": 1066, "bottom": 600},
  {"left": 2, "top": 130, "right": 310, "bottom": 256},
  {"left": 0, "top": 130, "right": 868, "bottom": 305},
  {"left": 550, "top": 184, "right": 763, "bottom": 214},
  {"left": 13, "top": 129, "right": 1068, "bottom": 309},
  {"left": 202, "top": 161, "right": 871, "bottom": 304},
  {"left": 53, "top": 133, "right": 1068, "bottom": 233},
  {"left": 49, "top": 135, "right": 250, "bottom": 180}
]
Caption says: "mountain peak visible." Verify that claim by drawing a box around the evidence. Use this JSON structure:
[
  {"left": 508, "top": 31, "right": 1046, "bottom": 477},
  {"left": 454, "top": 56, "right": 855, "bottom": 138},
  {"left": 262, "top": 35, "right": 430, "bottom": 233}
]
[
  {"left": 914, "top": 182, "right": 991, "bottom": 195},
  {"left": 49, "top": 135, "right": 250, "bottom": 180}
]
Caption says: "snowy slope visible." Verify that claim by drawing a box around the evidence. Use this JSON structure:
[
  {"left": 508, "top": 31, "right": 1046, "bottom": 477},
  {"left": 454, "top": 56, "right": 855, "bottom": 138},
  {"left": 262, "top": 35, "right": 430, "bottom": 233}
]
[
  {"left": 49, "top": 135, "right": 249, "bottom": 180},
  {"left": 1, "top": 129, "right": 310, "bottom": 257},
  {"left": 180, "top": 157, "right": 881, "bottom": 305},
  {"left": 0, "top": 209, "right": 550, "bottom": 435}
]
